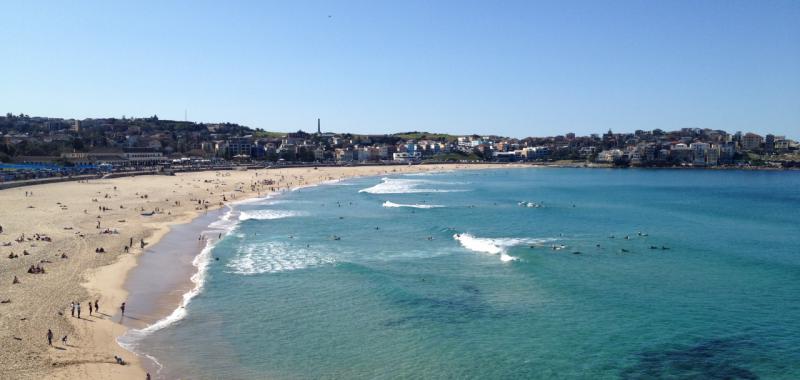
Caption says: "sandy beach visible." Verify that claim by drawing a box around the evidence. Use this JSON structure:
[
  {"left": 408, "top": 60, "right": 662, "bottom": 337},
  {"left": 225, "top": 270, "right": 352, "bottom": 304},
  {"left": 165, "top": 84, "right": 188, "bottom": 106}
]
[{"left": 0, "top": 164, "right": 511, "bottom": 379}]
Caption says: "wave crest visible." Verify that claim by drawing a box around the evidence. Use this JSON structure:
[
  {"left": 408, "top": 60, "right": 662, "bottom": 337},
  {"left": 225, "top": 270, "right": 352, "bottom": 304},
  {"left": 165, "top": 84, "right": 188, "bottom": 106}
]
[
  {"left": 453, "top": 233, "right": 554, "bottom": 262},
  {"left": 359, "top": 178, "right": 464, "bottom": 194},
  {"left": 239, "top": 210, "right": 304, "bottom": 221},
  {"left": 382, "top": 201, "right": 444, "bottom": 209}
]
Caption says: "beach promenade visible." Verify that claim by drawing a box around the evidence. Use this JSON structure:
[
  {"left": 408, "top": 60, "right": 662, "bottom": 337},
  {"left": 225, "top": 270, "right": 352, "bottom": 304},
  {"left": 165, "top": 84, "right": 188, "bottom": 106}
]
[{"left": 0, "top": 164, "right": 510, "bottom": 379}]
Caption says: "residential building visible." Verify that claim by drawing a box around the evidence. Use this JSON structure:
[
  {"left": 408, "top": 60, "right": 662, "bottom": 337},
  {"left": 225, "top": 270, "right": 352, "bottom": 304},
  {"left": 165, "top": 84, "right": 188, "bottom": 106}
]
[{"left": 741, "top": 133, "right": 763, "bottom": 151}]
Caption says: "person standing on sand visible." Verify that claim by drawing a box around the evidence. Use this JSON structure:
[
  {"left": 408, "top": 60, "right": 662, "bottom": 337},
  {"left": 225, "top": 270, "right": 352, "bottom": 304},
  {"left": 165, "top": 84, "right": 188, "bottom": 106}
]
[
  {"left": 95, "top": 299, "right": 99, "bottom": 314},
  {"left": 89, "top": 301, "right": 93, "bottom": 316},
  {"left": 76, "top": 302, "right": 81, "bottom": 319},
  {"left": 70, "top": 301, "right": 75, "bottom": 317},
  {"left": 47, "top": 329, "right": 53, "bottom": 346},
  {"left": 120, "top": 302, "right": 126, "bottom": 316}
]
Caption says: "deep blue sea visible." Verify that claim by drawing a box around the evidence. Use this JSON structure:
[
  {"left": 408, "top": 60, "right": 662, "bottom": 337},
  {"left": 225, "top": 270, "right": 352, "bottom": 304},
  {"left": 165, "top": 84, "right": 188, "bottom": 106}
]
[{"left": 132, "top": 168, "right": 800, "bottom": 379}]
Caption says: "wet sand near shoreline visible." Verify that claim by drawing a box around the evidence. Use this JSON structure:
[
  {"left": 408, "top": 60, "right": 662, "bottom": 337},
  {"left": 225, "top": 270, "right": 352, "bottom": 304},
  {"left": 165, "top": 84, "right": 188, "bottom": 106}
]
[
  {"left": 119, "top": 209, "right": 227, "bottom": 377},
  {"left": 120, "top": 209, "right": 226, "bottom": 330}
]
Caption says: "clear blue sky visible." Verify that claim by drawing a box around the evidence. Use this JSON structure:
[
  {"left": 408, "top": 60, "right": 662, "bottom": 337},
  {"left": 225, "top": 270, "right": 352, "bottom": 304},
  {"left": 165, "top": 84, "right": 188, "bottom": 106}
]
[{"left": 1, "top": 0, "right": 798, "bottom": 138}]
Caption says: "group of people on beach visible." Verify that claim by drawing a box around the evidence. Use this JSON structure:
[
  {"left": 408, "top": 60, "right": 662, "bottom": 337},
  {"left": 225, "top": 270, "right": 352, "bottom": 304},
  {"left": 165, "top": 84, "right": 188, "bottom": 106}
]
[
  {"left": 43, "top": 300, "right": 100, "bottom": 350},
  {"left": 47, "top": 300, "right": 130, "bottom": 338},
  {"left": 70, "top": 299, "right": 99, "bottom": 318},
  {"left": 27, "top": 264, "right": 46, "bottom": 274},
  {"left": 8, "top": 232, "right": 52, "bottom": 243}
]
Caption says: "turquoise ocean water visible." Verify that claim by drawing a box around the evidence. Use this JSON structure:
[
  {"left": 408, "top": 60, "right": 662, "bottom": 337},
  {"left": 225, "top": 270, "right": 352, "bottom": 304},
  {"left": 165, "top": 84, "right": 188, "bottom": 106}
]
[{"left": 130, "top": 168, "right": 800, "bottom": 379}]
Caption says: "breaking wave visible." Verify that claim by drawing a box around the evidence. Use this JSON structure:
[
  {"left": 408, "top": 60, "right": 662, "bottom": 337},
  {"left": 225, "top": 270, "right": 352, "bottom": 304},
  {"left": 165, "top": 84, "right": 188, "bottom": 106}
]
[
  {"left": 453, "top": 233, "right": 555, "bottom": 262},
  {"left": 239, "top": 210, "right": 304, "bottom": 221},
  {"left": 359, "top": 177, "right": 465, "bottom": 194},
  {"left": 382, "top": 201, "right": 445, "bottom": 209}
]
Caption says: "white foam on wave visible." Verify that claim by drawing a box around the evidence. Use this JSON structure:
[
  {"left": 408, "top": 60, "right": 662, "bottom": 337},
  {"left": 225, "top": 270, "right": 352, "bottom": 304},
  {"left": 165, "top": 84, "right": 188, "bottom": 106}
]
[
  {"left": 227, "top": 241, "right": 335, "bottom": 275},
  {"left": 382, "top": 201, "right": 444, "bottom": 209},
  {"left": 359, "top": 177, "right": 465, "bottom": 194},
  {"left": 118, "top": 205, "right": 238, "bottom": 365},
  {"left": 207, "top": 206, "right": 238, "bottom": 230},
  {"left": 239, "top": 209, "right": 304, "bottom": 221},
  {"left": 453, "top": 233, "right": 555, "bottom": 262}
]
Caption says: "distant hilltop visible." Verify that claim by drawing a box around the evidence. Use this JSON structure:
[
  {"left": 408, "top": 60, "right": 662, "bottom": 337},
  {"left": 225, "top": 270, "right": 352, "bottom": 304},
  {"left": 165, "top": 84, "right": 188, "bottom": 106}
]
[{"left": 1, "top": 113, "right": 798, "bottom": 171}]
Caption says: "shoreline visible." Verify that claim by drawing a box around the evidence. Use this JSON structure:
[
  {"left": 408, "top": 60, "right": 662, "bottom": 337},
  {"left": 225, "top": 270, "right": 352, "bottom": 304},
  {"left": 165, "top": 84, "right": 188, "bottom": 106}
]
[
  {"left": 117, "top": 207, "right": 235, "bottom": 377},
  {"left": 0, "top": 164, "right": 512, "bottom": 380},
  {"left": 49, "top": 208, "right": 208, "bottom": 380}
]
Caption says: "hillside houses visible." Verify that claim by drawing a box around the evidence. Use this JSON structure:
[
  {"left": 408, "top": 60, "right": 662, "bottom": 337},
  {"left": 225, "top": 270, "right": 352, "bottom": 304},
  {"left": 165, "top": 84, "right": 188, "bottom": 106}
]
[{"left": 1, "top": 114, "right": 797, "bottom": 169}]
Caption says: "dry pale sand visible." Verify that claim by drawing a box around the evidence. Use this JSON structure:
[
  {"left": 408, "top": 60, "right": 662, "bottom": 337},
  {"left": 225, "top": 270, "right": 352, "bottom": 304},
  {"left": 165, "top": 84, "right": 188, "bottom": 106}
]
[{"left": 0, "top": 164, "right": 513, "bottom": 380}]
